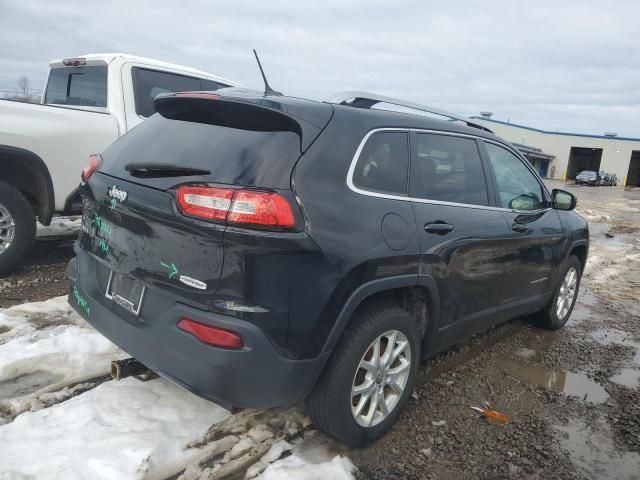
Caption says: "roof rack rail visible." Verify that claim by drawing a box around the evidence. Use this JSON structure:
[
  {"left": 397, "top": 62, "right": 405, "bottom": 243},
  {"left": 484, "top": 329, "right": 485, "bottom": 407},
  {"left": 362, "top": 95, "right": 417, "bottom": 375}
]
[{"left": 324, "top": 91, "right": 493, "bottom": 133}]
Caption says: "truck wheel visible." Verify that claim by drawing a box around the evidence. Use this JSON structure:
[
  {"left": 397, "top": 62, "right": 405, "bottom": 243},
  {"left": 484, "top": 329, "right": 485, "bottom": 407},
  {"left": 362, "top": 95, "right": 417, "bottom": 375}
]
[
  {"left": 0, "top": 180, "right": 36, "bottom": 275},
  {"left": 305, "top": 304, "right": 420, "bottom": 446},
  {"left": 534, "top": 255, "right": 582, "bottom": 330}
]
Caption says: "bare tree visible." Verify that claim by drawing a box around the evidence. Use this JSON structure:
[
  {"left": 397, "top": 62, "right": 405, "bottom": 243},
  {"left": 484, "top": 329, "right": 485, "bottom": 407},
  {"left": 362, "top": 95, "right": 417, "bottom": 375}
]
[{"left": 16, "top": 76, "right": 30, "bottom": 100}]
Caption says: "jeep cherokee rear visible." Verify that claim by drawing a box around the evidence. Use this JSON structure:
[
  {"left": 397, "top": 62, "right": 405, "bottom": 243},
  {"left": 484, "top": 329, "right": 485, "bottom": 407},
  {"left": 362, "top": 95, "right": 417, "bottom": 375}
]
[{"left": 67, "top": 89, "right": 588, "bottom": 446}]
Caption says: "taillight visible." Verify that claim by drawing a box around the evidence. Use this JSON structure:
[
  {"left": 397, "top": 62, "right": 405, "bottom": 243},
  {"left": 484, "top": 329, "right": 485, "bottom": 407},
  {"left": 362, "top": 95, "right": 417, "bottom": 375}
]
[
  {"left": 63, "top": 58, "right": 86, "bottom": 66},
  {"left": 176, "top": 186, "right": 296, "bottom": 229},
  {"left": 228, "top": 190, "right": 295, "bottom": 228},
  {"left": 177, "top": 318, "right": 243, "bottom": 349},
  {"left": 176, "top": 186, "right": 233, "bottom": 221},
  {"left": 81, "top": 154, "right": 102, "bottom": 182}
]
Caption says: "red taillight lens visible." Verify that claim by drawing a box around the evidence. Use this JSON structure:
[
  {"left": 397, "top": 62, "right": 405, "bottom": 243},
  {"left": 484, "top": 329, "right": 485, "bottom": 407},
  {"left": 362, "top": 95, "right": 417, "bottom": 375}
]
[
  {"left": 176, "top": 186, "right": 233, "bottom": 221},
  {"left": 177, "top": 318, "right": 243, "bottom": 349},
  {"left": 228, "top": 190, "right": 295, "bottom": 228},
  {"left": 81, "top": 154, "right": 102, "bottom": 182},
  {"left": 176, "top": 186, "right": 296, "bottom": 229}
]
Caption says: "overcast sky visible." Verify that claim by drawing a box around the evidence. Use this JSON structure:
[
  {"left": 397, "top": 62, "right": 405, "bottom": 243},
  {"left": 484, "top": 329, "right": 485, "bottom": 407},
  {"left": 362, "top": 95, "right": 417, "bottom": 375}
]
[{"left": 1, "top": 0, "right": 638, "bottom": 137}]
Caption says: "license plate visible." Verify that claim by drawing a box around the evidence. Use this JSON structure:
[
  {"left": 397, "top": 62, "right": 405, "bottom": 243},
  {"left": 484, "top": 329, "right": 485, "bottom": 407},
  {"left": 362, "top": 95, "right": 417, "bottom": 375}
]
[{"left": 105, "top": 271, "right": 146, "bottom": 316}]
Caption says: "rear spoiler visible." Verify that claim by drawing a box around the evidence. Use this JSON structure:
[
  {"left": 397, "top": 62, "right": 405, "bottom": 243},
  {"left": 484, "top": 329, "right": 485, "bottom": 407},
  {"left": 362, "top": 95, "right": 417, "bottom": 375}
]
[{"left": 154, "top": 90, "right": 333, "bottom": 151}]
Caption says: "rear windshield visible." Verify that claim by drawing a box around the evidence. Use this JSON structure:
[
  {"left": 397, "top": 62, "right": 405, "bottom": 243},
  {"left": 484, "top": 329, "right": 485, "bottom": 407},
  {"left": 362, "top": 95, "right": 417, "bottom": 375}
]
[
  {"left": 100, "top": 114, "right": 301, "bottom": 190},
  {"left": 44, "top": 66, "right": 108, "bottom": 107}
]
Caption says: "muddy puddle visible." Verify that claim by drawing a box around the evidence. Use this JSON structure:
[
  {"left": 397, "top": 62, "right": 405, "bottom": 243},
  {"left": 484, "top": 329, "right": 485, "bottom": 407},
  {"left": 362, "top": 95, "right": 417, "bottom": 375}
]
[
  {"left": 555, "top": 418, "right": 640, "bottom": 480},
  {"left": 498, "top": 358, "right": 609, "bottom": 403},
  {"left": 590, "top": 328, "right": 640, "bottom": 388}
]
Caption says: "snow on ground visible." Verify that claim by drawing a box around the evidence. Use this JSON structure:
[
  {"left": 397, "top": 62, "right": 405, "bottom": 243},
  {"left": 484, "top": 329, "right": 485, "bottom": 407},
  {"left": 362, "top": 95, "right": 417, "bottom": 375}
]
[
  {"left": 36, "top": 215, "right": 81, "bottom": 238},
  {"left": 259, "top": 454, "right": 354, "bottom": 480},
  {"left": 0, "top": 296, "right": 354, "bottom": 480},
  {"left": 0, "top": 377, "right": 229, "bottom": 480},
  {"left": 0, "top": 296, "right": 123, "bottom": 416}
]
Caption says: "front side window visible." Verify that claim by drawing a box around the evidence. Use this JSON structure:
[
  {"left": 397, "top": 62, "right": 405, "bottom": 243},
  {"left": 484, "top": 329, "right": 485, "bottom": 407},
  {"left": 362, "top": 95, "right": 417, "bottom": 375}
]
[
  {"left": 485, "top": 142, "right": 545, "bottom": 211},
  {"left": 132, "top": 68, "right": 227, "bottom": 117},
  {"left": 352, "top": 131, "right": 409, "bottom": 196},
  {"left": 44, "top": 66, "right": 108, "bottom": 107},
  {"left": 410, "top": 133, "right": 489, "bottom": 206}
]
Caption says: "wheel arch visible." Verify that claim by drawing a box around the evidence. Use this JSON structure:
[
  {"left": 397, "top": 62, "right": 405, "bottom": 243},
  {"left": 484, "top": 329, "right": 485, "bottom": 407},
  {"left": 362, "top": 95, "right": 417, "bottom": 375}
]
[
  {"left": 0, "top": 146, "right": 54, "bottom": 225},
  {"left": 320, "top": 274, "right": 441, "bottom": 355},
  {"left": 568, "top": 241, "right": 588, "bottom": 272}
]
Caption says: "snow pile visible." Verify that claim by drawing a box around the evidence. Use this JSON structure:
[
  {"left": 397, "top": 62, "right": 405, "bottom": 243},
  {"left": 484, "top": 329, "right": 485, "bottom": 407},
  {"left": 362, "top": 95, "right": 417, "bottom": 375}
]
[
  {"left": 259, "top": 453, "right": 354, "bottom": 480},
  {"left": 0, "top": 296, "right": 122, "bottom": 416},
  {"left": 36, "top": 215, "right": 81, "bottom": 238},
  {"left": 0, "top": 377, "right": 229, "bottom": 479}
]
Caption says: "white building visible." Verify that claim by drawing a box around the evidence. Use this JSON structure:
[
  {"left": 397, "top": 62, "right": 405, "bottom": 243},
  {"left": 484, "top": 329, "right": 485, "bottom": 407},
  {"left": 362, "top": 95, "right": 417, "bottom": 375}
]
[{"left": 472, "top": 114, "right": 640, "bottom": 186}]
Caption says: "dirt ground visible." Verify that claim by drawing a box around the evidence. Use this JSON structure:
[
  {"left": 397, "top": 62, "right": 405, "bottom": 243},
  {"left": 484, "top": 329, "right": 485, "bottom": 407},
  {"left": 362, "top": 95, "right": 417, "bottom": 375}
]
[
  {"left": 2, "top": 184, "right": 639, "bottom": 479},
  {"left": 337, "top": 181, "right": 640, "bottom": 479},
  {"left": 0, "top": 217, "right": 79, "bottom": 308}
]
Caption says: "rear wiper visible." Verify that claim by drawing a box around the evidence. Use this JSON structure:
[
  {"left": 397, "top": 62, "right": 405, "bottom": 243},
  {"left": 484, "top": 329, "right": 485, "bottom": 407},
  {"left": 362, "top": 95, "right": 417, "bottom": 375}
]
[{"left": 125, "top": 162, "right": 211, "bottom": 178}]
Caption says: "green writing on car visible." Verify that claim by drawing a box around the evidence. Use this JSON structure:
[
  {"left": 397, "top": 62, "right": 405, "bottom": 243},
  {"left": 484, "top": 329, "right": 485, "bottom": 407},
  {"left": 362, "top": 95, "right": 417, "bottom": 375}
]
[
  {"left": 90, "top": 214, "right": 112, "bottom": 236},
  {"left": 72, "top": 285, "right": 91, "bottom": 315},
  {"left": 98, "top": 239, "right": 109, "bottom": 254},
  {"left": 160, "top": 261, "right": 179, "bottom": 279}
]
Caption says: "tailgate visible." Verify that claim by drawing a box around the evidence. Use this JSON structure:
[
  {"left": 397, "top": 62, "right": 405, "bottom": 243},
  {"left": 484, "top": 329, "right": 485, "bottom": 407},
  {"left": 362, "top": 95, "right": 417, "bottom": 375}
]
[{"left": 78, "top": 172, "right": 224, "bottom": 308}]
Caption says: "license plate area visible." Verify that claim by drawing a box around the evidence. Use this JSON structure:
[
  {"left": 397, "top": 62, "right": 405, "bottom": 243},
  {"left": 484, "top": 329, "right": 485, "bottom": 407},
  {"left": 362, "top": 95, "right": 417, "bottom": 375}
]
[{"left": 105, "top": 271, "right": 146, "bottom": 316}]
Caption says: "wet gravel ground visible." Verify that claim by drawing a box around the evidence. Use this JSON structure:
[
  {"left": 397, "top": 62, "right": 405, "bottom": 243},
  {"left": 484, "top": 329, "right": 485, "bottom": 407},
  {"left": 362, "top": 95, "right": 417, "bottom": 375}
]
[
  {"left": 335, "top": 181, "right": 640, "bottom": 479},
  {"left": 0, "top": 217, "right": 79, "bottom": 308}
]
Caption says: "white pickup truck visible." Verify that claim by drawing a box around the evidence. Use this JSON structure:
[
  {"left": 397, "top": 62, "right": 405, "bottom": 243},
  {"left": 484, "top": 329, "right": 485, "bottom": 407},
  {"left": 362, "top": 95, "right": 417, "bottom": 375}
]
[{"left": 0, "top": 53, "right": 241, "bottom": 273}]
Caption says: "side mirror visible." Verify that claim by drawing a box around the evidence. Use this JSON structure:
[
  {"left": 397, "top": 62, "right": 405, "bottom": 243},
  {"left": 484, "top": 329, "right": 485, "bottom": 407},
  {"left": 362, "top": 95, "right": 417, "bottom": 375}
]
[
  {"left": 509, "top": 194, "right": 537, "bottom": 211},
  {"left": 552, "top": 189, "right": 576, "bottom": 211}
]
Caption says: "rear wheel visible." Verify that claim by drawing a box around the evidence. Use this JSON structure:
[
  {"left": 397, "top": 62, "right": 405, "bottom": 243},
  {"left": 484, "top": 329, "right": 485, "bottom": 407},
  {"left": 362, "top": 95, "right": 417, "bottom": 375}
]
[
  {"left": 0, "top": 180, "right": 36, "bottom": 275},
  {"left": 534, "top": 255, "right": 582, "bottom": 330},
  {"left": 305, "top": 304, "right": 420, "bottom": 446}
]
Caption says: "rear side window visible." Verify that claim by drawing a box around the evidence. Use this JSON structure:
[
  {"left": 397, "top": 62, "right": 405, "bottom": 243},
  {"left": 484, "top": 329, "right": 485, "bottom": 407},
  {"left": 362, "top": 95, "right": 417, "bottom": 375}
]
[
  {"left": 484, "top": 142, "right": 545, "bottom": 210},
  {"left": 132, "top": 68, "right": 227, "bottom": 117},
  {"left": 410, "top": 133, "right": 489, "bottom": 206},
  {"left": 352, "top": 131, "right": 409, "bottom": 196},
  {"left": 44, "top": 66, "right": 108, "bottom": 107}
]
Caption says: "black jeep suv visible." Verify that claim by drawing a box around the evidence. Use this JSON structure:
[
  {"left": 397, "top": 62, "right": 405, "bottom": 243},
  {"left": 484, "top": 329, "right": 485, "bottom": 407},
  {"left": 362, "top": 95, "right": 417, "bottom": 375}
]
[{"left": 67, "top": 89, "right": 588, "bottom": 446}]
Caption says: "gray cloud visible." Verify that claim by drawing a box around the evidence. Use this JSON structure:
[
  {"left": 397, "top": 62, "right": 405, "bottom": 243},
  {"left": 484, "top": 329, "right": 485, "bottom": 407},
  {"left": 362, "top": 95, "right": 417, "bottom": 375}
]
[{"left": 1, "top": 0, "right": 638, "bottom": 136}]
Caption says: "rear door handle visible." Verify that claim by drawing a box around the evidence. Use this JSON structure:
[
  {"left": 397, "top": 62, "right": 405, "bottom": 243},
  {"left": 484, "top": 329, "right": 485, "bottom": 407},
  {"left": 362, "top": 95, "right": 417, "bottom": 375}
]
[
  {"left": 512, "top": 223, "right": 529, "bottom": 233},
  {"left": 425, "top": 222, "right": 454, "bottom": 235}
]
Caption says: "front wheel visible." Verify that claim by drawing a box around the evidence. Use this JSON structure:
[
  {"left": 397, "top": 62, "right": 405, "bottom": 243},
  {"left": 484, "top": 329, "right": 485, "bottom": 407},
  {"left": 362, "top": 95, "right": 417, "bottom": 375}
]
[
  {"left": 0, "top": 180, "right": 36, "bottom": 275},
  {"left": 305, "top": 304, "right": 420, "bottom": 446},
  {"left": 534, "top": 255, "right": 582, "bottom": 330}
]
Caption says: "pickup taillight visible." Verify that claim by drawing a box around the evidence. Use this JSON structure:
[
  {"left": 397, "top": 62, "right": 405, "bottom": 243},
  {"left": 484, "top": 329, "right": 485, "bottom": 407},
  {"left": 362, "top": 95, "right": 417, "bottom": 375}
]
[
  {"left": 81, "top": 154, "right": 102, "bottom": 182},
  {"left": 176, "top": 185, "right": 296, "bottom": 230}
]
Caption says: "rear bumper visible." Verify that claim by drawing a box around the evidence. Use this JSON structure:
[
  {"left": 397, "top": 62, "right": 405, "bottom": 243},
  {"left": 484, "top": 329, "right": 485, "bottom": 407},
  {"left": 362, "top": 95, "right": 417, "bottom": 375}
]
[{"left": 66, "top": 248, "right": 330, "bottom": 409}]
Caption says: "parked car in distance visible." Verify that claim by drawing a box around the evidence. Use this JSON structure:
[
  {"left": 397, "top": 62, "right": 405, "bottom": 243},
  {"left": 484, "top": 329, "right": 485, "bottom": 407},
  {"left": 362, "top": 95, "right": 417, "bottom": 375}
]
[
  {"left": 598, "top": 171, "right": 618, "bottom": 186},
  {"left": 67, "top": 90, "right": 589, "bottom": 446},
  {"left": 575, "top": 170, "right": 600, "bottom": 186},
  {"left": 0, "top": 53, "right": 241, "bottom": 274}
]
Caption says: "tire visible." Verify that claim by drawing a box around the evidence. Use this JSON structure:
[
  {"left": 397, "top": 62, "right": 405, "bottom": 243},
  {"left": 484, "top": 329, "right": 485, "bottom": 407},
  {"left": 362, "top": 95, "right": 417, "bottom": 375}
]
[
  {"left": 305, "top": 303, "right": 421, "bottom": 446},
  {"left": 0, "top": 180, "right": 36, "bottom": 275},
  {"left": 534, "top": 255, "right": 582, "bottom": 330}
]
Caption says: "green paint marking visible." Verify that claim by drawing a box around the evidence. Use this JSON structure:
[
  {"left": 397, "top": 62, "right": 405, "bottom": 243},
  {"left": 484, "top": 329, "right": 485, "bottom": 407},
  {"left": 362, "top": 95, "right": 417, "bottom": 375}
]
[
  {"left": 98, "top": 239, "right": 109, "bottom": 254},
  {"left": 160, "top": 261, "right": 179, "bottom": 279},
  {"left": 90, "top": 214, "right": 112, "bottom": 236},
  {"left": 110, "top": 198, "right": 117, "bottom": 210},
  {"left": 72, "top": 285, "right": 91, "bottom": 315}
]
